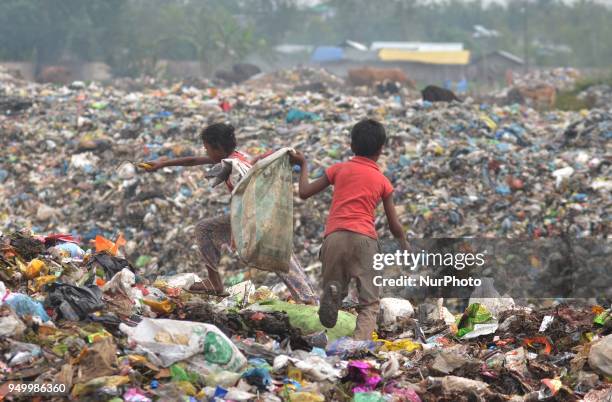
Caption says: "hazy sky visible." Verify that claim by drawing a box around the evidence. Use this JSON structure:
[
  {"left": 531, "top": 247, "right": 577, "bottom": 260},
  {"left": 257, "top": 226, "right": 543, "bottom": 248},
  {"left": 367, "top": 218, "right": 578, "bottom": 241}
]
[
  {"left": 416, "top": 0, "right": 612, "bottom": 5},
  {"left": 296, "top": 0, "right": 612, "bottom": 7},
  {"left": 480, "top": 0, "right": 612, "bottom": 4}
]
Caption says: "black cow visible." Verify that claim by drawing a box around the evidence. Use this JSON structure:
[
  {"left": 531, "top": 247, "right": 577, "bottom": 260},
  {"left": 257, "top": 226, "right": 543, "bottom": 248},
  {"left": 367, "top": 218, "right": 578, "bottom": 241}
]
[
  {"left": 421, "top": 85, "right": 461, "bottom": 103},
  {"left": 215, "top": 63, "right": 261, "bottom": 84}
]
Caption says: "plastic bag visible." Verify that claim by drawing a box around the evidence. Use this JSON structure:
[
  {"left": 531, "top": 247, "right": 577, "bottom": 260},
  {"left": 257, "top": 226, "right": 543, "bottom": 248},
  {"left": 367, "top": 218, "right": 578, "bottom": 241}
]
[
  {"left": 289, "top": 392, "right": 325, "bottom": 402},
  {"left": 286, "top": 109, "right": 321, "bottom": 123},
  {"left": 31, "top": 275, "right": 57, "bottom": 292},
  {"left": 353, "top": 392, "right": 385, "bottom": 402},
  {"left": 250, "top": 300, "right": 356, "bottom": 341},
  {"left": 379, "top": 298, "right": 414, "bottom": 328},
  {"left": 102, "top": 268, "right": 136, "bottom": 297},
  {"left": 6, "top": 341, "right": 42, "bottom": 367},
  {"left": 202, "top": 370, "right": 242, "bottom": 387},
  {"left": 4, "top": 293, "right": 50, "bottom": 322},
  {"left": 326, "top": 337, "right": 377, "bottom": 358},
  {"left": 588, "top": 334, "right": 611, "bottom": 377},
  {"left": 119, "top": 318, "right": 247, "bottom": 370},
  {"left": 460, "top": 323, "right": 499, "bottom": 339},
  {"left": 345, "top": 361, "right": 382, "bottom": 393},
  {"left": 372, "top": 333, "right": 422, "bottom": 352},
  {"left": 273, "top": 353, "right": 342, "bottom": 382},
  {"left": 456, "top": 303, "right": 496, "bottom": 338},
  {"left": 427, "top": 375, "right": 490, "bottom": 394},
  {"left": 143, "top": 286, "right": 173, "bottom": 314},
  {"left": 231, "top": 148, "right": 294, "bottom": 273},
  {"left": 95, "top": 234, "right": 126, "bottom": 256},
  {"left": 382, "top": 383, "right": 422, "bottom": 402},
  {"left": 71, "top": 375, "right": 130, "bottom": 399},
  {"left": 155, "top": 273, "right": 202, "bottom": 290},
  {"left": 53, "top": 242, "right": 86, "bottom": 258},
  {"left": 468, "top": 278, "right": 514, "bottom": 318},
  {"left": 123, "top": 388, "right": 152, "bottom": 402},
  {"left": 242, "top": 367, "right": 273, "bottom": 391},
  {"left": 0, "top": 308, "right": 26, "bottom": 337},
  {"left": 44, "top": 282, "right": 105, "bottom": 321},
  {"left": 86, "top": 252, "right": 135, "bottom": 282},
  {"left": 25, "top": 258, "right": 46, "bottom": 279}
]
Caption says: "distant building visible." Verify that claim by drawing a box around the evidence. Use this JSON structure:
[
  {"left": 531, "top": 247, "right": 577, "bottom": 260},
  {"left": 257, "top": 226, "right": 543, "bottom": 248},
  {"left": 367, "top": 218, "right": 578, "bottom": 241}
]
[
  {"left": 309, "top": 41, "right": 471, "bottom": 84},
  {"left": 247, "top": 42, "right": 523, "bottom": 87},
  {"left": 468, "top": 50, "right": 524, "bottom": 84},
  {"left": 310, "top": 46, "right": 344, "bottom": 63},
  {"left": 377, "top": 47, "right": 470, "bottom": 83},
  {"left": 370, "top": 42, "right": 465, "bottom": 52},
  {"left": 274, "top": 44, "right": 314, "bottom": 55}
]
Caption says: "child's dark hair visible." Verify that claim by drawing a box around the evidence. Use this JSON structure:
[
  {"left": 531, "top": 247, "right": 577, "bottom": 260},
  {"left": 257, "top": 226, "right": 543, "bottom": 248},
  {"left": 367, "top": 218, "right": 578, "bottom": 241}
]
[
  {"left": 200, "top": 123, "right": 236, "bottom": 153},
  {"left": 350, "top": 119, "right": 386, "bottom": 156}
]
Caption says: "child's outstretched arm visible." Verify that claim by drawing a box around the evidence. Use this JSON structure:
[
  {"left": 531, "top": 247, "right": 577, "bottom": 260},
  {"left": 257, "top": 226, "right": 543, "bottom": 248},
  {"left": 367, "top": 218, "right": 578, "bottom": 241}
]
[
  {"left": 383, "top": 194, "right": 409, "bottom": 250},
  {"left": 289, "top": 150, "right": 330, "bottom": 199},
  {"left": 141, "top": 156, "right": 214, "bottom": 172}
]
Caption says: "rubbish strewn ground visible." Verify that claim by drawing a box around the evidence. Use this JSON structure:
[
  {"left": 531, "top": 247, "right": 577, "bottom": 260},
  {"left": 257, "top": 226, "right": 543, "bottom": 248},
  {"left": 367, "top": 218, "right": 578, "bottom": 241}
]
[{"left": 1, "top": 67, "right": 611, "bottom": 401}]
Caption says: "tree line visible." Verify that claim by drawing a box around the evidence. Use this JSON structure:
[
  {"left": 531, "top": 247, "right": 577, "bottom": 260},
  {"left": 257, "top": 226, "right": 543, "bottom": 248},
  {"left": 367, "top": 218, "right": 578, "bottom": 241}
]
[{"left": 0, "top": 0, "right": 610, "bottom": 76}]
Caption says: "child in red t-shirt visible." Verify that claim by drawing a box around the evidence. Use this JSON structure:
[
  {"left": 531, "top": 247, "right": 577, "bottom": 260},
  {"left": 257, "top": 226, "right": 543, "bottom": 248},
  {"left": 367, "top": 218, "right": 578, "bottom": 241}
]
[{"left": 290, "top": 119, "right": 408, "bottom": 339}]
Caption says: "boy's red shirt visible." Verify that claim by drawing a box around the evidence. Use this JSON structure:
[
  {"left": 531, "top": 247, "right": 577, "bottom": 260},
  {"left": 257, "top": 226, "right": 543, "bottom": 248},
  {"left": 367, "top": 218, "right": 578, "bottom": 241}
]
[{"left": 324, "top": 156, "right": 393, "bottom": 239}]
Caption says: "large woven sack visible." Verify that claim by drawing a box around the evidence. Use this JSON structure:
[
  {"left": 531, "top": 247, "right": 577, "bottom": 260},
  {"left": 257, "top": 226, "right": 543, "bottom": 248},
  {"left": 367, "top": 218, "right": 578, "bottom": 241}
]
[{"left": 231, "top": 148, "right": 293, "bottom": 273}]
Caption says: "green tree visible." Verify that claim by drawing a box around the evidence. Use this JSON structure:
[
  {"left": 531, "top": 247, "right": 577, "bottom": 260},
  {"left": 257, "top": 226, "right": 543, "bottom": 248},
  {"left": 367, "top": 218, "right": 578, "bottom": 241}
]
[
  {"left": 2, "top": 0, "right": 611, "bottom": 74},
  {"left": 0, "top": 0, "right": 124, "bottom": 70},
  {"left": 109, "top": 0, "right": 257, "bottom": 76}
]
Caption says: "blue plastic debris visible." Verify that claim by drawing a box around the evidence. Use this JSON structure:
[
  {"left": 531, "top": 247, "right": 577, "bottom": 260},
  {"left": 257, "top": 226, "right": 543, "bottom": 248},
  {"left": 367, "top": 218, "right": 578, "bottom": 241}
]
[
  {"left": 286, "top": 108, "right": 321, "bottom": 123},
  {"left": 496, "top": 185, "right": 511, "bottom": 196}
]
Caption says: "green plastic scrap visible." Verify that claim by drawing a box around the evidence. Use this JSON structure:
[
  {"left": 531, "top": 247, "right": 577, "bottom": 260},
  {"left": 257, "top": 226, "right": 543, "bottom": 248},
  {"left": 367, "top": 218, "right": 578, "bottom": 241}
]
[
  {"left": 456, "top": 303, "right": 494, "bottom": 338},
  {"left": 170, "top": 364, "right": 199, "bottom": 383},
  {"left": 353, "top": 392, "right": 386, "bottom": 402},
  {"left": 252, "top": 300, "right": 356, "bottom": 341},
  {"left": 52, "top": 343, "right": 68, "bottom": 356},
  {"left": 90, "top": 102, "right": 108, "bottom": 110},
  {"left": 225, "top": 272, "right": 246, "bottom": 286},
  {"left": 594, "top": 310, "right": 610, "bottom": 325},
  {"left": 135, "top": 255, "right": 152, "bottom": 268}
]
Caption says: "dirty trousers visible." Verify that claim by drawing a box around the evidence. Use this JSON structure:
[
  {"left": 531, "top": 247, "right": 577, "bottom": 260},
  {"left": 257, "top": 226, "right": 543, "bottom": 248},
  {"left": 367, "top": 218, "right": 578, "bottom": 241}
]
[
  {"left": 320, "top": 230, "right": 381, "bottom": 340},
  {"left": 195, "top": 214, "right": 318, "bottom": 304}
]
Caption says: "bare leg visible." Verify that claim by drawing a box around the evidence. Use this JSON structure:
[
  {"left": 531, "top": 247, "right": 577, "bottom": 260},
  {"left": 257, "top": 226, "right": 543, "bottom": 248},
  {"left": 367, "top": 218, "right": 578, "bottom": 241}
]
[
  {"left": 354, "top": 301, "right": 380, "bottom": 340},
  {"left": 204, "top": 267, "right": 224, "bottom": 293},
  {"left": 194, "top": 214, "right": 232, "bottom": 293},
  {"left": 276, "top": 253, "right": 319, "bottom": 304},
  {"left": 195, "top": 214, "right": 317, "bottom": 303}
]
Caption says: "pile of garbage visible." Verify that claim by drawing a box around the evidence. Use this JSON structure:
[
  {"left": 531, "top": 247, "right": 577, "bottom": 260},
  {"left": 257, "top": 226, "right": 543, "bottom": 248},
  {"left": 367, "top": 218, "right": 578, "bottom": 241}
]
[
  {"left": 1, "top": 230, "right": 610, "bottom": 401},
  {"left": 243, "top": 67, "right": 346, "bottom": 92},
  {"left": 1, "top": 69, "right": 610, "bottom": 280},
  {"left": 578, "top": 84, "right": 612, "bottom": 109},
  {"left": 510, "top": 68, "right": 581, "bottom": 91},
  {"left": 1, "top": 66, "right": 611, "bottom": 399},
  {"left": 0, "top": 66, "right": 20, "bottom": 83},
  {"left": 563, "top": 110, "right": 612, "bottom": 149}
]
